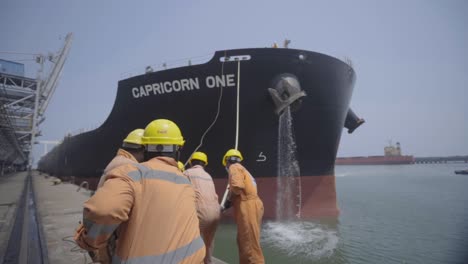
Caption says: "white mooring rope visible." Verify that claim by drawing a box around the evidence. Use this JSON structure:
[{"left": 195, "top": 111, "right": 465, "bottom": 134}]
[
  {"left": 235, "top": 60, "right": 241, "bottom": 150},
  {"left": 221, "top": 59, "right": 242, "bottom": 210},
  {"left": 184, "top": 54, "right": 242, "bottom": 209}
]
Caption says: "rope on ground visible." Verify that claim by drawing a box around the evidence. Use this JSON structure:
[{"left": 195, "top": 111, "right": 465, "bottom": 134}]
[{"left": 61, "top": 235, "right": 93, "bottom": 264}]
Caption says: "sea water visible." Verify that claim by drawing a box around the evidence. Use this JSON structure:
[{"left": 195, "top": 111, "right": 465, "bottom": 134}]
[{"left": 214, "top": 163, "right": 468, "bottom": 263}]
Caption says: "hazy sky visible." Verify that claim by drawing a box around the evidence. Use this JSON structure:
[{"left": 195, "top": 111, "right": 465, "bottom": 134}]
[{"left": 1, "top": 0, "right": 467, "bottom": 163}]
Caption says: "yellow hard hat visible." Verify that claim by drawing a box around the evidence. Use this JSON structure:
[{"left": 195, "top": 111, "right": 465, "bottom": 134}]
[
  {"left": 222, "top": 149, "right": 243, "bottom": 166},
  {"left": 123, "top": 129, "right": 144, "bottom": 145},
  {"left": 190, "top": 151, "right": 208, "bottom": 165},
  {"left": 178, "top": 161, "right": 185, "bottom": 172},
  {"left": 142, "top": 119, "right": 185, "bottom": 147}
]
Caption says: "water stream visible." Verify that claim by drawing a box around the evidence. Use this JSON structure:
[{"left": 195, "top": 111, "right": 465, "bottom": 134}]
[
  {"left": 276, "top": 106, "right": 302, "bottom": 220},
  {"left": 266, "top": 107, "right": 339, "bottom": 261}
]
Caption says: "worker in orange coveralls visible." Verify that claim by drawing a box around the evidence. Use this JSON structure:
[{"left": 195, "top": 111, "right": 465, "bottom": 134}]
[
  {"left": 87, "top": 128, "right": 145, "bottom": 263},
  {"left": 97, "top": 128, "right": 145, "bottom": 188},
  {"left": 221, "top": 149, "right": 265, "bottom": 264},
  {"left": 184, "top": 152, "right": 220, "bottom": 264},
  {"left": 74, "top": 119, "right": 205, "bottom": 263}
]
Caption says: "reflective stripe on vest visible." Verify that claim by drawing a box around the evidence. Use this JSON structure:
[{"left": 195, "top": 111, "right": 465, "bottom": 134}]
[
  {"left": 248, "top": 173, "right": 257, "bottom": 187},
  {"left": 83, "top": 218, "right": 119, "bottom": 239},
  {"left": 112, "top": 236, "right": 204, "bottom": 264},
  {"left": 128, "top": 163, "right": 191, "bottom": 185},
  {"left": 188, "top": 175, "right": 213, "bottom": 182}
]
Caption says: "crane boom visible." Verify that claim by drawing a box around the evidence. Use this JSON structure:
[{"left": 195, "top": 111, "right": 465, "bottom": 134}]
[{"left": 39, "top": 33, "right": 73, "bottom": 116}]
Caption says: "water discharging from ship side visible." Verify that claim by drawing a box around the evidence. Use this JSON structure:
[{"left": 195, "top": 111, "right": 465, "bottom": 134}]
[
  {"left": 276, "top": 106, "right": 302, "bottom": 220},
  {"left": 265, "top": 107, "right": 339, "bottom": 260}
]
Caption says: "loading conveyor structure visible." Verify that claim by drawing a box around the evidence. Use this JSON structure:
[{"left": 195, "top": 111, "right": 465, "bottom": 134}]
[{"left": 0, "top": 33, "right": 72, "bottom": 174}]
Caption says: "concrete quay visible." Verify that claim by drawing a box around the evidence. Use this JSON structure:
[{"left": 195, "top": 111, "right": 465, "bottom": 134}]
[
  {"left": 33, "top": 172, "right": 93, "bottom": 263},
  {"left": 0, "top": 171, "right": 93, "bottom": 263},
  {"left": 0, "top": 172, "right": 28, "bottom": 263},
  {"left": 0, "top": 171, "right": 227, "bottom": 263}
]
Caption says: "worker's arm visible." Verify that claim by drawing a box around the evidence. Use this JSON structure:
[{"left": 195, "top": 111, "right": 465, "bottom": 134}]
[
  {"left": 74, "top": 175, "right": 134, "bottom": 251},
  {"left": 228, "top": 164, "right": 245, "bottom": 195},
  {"left": 220, "top": 186, "right": 232, "bottom": 212}
]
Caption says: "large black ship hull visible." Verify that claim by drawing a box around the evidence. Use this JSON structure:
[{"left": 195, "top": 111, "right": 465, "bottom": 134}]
[{"left": 38, "top": 48, "right": 362, "bottom": 219}]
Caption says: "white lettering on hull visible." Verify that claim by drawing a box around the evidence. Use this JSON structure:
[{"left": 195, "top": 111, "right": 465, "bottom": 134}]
[{"left": 131, "top": 74, "right": 235, "bottom": 99}]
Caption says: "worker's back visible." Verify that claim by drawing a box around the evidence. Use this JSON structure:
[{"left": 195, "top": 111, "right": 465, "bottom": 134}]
[
  {"left": 228, "top": 162, "right": 265, "bottom": 264},
  {"left": 105, "top": 156, "right": 205, "bottom": 263},
  {"left": 97, "top": 149, "right": 137, "bottom": 188},
  {"left": 229, "top": 163, "right": 259, "bottom": 200},
  {"left": 184, "top": 165, "right": 218, "bottom": 201}
]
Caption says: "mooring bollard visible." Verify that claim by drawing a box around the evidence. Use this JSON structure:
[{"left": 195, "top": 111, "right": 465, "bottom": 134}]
[
  {"left": 77, "top": 181, "right": 89, "bottom": 192},
  {"left": 52, "top": 178, "right": 62, "bottom": 185}
]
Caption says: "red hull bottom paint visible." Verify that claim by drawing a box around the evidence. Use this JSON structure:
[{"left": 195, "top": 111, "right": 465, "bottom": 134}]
[
  {"left": 62, "top": 174, "right": 339, "bottom": 220},
  {"left": 213, "top": 175, "right": 339, "bottom": 220}
]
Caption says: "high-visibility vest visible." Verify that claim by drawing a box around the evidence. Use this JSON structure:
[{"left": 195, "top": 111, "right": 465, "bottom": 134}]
[
  {"left": 76, "top": 156, "right": 205, "bottom": 264},
  {"left": 97, "top": 148, "right": 137, "bottom": 189}
]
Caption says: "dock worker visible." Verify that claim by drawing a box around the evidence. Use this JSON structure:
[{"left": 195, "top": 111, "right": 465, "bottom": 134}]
[
  {"left": 184, "top": 152, "right": 220, "bottom": 264},
  {"left": 97, "top": 128, "right": 145, "bottom": 189},
  {"left": 221, "top": 149, "right": 265, "bottom": 264},
  {"left": 74, "top": 119, "right": 205, "bottom": 263},
  {"left": 87, "top": 128, "right": 145, "bottom": 263}
]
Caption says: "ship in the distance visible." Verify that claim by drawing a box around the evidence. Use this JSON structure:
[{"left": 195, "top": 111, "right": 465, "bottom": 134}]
[
  {"left": 336, "top": 142, "right": 414, "bottom": 165},
  {"left": 38, "top": 47, "right": 364, "bottom": 219}
]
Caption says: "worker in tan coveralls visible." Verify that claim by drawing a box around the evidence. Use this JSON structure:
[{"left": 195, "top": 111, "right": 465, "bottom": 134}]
[
  {"left": 89, "top": 128, "right": 145, "bottom": 263},
  {"left": 74, "top": 119, "right": 205, "bottom": 263},
  {"left": 184, "top": 152, "right": 220, "bottom": 264},
  {"left": 97, "top": 128, "right": 145, "bottom": 188},
  {"left": 222, "top": 149, "right": 265, "bottom": 264}
]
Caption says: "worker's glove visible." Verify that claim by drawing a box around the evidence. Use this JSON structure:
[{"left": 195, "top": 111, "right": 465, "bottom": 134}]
[{"left": 74, "top": 223, "right": 96, "bottom": 252}]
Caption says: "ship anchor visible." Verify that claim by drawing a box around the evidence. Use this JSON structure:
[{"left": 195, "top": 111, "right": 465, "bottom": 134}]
[{"left": 268, "top": 73, "right": 307, "bottom": 115}]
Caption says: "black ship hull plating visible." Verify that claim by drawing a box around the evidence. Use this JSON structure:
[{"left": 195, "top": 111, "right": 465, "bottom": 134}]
[{"left": 39, "top": 48, "right": 360, "bottom": 218}]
